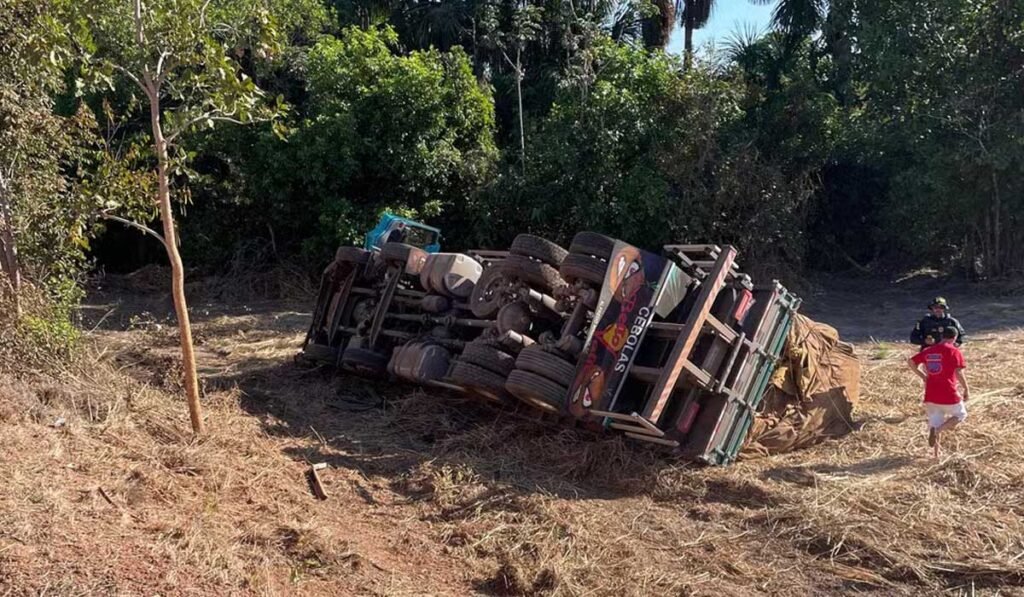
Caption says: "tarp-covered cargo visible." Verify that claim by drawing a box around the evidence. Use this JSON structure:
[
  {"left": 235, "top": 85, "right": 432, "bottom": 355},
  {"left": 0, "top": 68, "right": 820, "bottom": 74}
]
[{"left": 743, "top": 314, "right": 860, "bottom": 456}]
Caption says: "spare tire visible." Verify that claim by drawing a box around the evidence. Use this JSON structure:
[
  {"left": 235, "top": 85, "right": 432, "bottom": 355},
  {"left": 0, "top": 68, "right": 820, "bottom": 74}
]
[
  {"left": 569, "top": 231, "right": 616, "bottom": 260},
  {"left": 469, "top": 266, "right": 507, "bottom": 319},
  {"left": 460, "top": 342, "right": 516, "bottom": 376},
  {"left": 515, "top": 344, "right": 576, "bottom": 386},
  {"left": 501, "top": 254, "right": 567, "bottom": 292},
  {"left": 505, "top": 369, "right": 567, "bottom": 413},
  {"left": 510, "top": 234, "right": 568, "bottom": 266},
  {"left": 560, "top": 253, "right": 608, "bottom": 286}
]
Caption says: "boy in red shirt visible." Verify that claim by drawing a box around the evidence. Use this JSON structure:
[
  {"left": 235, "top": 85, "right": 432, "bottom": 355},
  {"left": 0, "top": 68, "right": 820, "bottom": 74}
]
[{"left": 908, "top": 327, "right": 970, "bottom": 458}]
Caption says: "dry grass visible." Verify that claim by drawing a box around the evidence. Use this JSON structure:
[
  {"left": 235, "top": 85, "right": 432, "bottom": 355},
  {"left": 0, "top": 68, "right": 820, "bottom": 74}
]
[{"left": 1, "top": 283, "right": 1023, "bottom": 595}]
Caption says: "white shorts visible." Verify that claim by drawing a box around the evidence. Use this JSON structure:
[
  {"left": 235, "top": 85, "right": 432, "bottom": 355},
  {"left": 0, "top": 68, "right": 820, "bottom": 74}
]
[{"left": 924, "top": 402, "right": 967, "bottom": 429}]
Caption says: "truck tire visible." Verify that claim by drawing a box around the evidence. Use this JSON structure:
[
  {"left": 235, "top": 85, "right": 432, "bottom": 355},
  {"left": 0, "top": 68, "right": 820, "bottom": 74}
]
[
  {"left": 505, "top": 369, "right": 567, "bottom": 413},
  {"left": 381, "top": 242, "right": 415, "bottom": 264},
  {"left": 469, "top": 266, "right": 506, "bottom": 319},
  {"left": 560, "top": 253, "right": 607, "bottom": 286},
  {"left": 510, "top": 234, "right": 568, "bottom": 266},
  {"left": 569, "top": 231, "right": 616, "bottom": 260},
  {"left": 460, "top": 342, "right": 516, "bottom": 376},
  {"left": 335, "top": 246, "right": 371, "bottom": 265},
  {"left": 515, "top": 345, "right": 576, "bottom": 386},
  {"left": 502, "top": 254, "right": 567, "bottom": 292},
  {"left": 450, "top": 361, "right": 510, "bottom": 403}
]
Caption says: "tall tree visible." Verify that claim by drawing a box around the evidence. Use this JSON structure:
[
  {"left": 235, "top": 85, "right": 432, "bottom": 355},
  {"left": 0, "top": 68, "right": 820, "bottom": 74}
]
[
  {"left": 71, "top": 0, "right": 284, "bottom": 434},
  {"left": 641, "top": 0, "right": 676, "bottom": 49},
  {"left": 751, "top": 0, "right": 827, "bottom": 45},
  {"left": 678, "top": 0, "right": 713, "bottom": 61},
  {"left": 480, "top": 0, "right": 542, "bottom": 172}
]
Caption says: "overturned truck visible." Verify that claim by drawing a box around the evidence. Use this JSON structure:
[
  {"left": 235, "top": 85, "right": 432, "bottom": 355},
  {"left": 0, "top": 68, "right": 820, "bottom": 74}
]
[{"left": 302, "top": 232, "right": 815, "bottom": 465}]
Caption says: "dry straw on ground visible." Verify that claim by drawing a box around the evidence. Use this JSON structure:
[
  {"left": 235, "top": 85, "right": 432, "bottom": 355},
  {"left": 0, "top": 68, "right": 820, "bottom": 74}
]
[{"left": 1, "top": 283, "right": 1022, "bottom": 595}]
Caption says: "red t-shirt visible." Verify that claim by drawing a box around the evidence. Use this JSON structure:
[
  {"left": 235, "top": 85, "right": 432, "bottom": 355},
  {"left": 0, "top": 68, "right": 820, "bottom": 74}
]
[{"left": 911, "top": 342, "right": 966, "bottom": 405}]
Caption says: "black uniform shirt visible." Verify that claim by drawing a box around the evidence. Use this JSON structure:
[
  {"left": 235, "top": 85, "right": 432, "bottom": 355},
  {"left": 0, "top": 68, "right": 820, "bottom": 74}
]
[{"left": 910, "top": 314, "right": 966, "bottom": 347}]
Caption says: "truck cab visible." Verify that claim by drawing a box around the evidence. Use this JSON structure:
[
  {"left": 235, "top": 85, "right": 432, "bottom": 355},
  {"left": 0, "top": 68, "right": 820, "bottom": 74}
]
[{"left": 364, "top": 214, "right": 441, "bottom": 253}]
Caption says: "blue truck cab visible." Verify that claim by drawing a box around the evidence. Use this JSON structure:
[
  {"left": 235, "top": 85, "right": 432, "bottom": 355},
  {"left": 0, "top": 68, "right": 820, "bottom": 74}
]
[{"left": 364, "top": 214, "right": 442, "bottom": 253}]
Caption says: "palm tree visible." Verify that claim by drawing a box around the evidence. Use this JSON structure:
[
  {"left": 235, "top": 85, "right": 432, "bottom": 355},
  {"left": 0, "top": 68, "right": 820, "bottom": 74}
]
[
  {"left": 641, "top": 0, "right": 677, "bottom": 49},
  {"left": 639, "top": 0, "right": 713, "bottom": 58},
  {"left": 751, "top": 0, "right": 827, "bottom": 40},
  {"left": 677, "top": 0, "right": 714, "bottom": 59},
  {"left": 397, "top": 0, "right": 475, "bottom": 51}
]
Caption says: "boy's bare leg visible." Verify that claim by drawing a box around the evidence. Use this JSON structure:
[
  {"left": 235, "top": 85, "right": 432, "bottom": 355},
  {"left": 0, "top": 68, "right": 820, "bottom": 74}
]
[
  {"left": 939, "top": 417, "right": 960, "bottom": 433},
  {"left": 932, "top": 429, "right": 941, "bottom": 459}
]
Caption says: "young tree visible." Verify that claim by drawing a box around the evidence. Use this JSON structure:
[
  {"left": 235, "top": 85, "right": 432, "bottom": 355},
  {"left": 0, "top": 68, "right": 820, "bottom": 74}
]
[
  {"left": 480, "top": 1, "right": 542, "bottom": 173},
  {"left": 71, "top": 0, "right": 284, "bottom": 434}
]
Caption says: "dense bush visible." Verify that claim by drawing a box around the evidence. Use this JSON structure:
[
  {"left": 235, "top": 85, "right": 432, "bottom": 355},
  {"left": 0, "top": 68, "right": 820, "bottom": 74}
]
[
  {"left": 473, "top": 40, "right": 822, "bottom": 270},
  {"left": 183, "top": 26, "right": 497, "bottom": 267},
  {"left": 856, "top": 0, "right": 1024, "bottom": 276},
  {"left": 8, "top": 0, "right": 1024, "bottom": 292}
]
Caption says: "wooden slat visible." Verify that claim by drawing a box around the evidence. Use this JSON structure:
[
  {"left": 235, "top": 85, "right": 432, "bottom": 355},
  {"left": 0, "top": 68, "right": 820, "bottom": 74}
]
[
  {"left": 610, "top": 423, "right": 658, "bottom": 436},
  {"left": 704, "top": 314, "right": 738, "bottom": 343},
  {"left": 625, "top": 432, "right": 680, "bottom": 447},
  {"left": 632, "top": 412, "right": 665, "bottom": 436},
  {"left": 587, "top": 409, "right": 637, "bottom": 423},
  {"left": 592, "top": 410, "right": 665, "bottom": 437},
  {"left": 682, "top": 360, "right": 713, "bottom": 388},
  {"left": 628, "top": 365, "right": 663, "bottom": 383},
  {"left": 692, "top": 260, "right": 739, "bottom": 271},
  {"left": 715, "top": 332, "right": 747, "bottom": 394},
  {"left": 643, "top": 247, "right": 737, "bottom": 423},
  {"left": 663, "top": 244, "right": 721, "bottom": 255}
]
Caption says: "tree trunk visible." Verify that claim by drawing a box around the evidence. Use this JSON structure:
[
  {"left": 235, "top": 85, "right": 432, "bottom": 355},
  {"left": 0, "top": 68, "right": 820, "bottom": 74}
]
[
  {"left": 147, "top": 90, "right": 204, "bottom": 435},
  {"left": 991, "top": 170, "right": 1001, "bottom": 276},
  {"left": 515, "top": 48, "right": 525, "bottom": 176},
  {"left": 0, "top": 178, "right": 21, "bottom": 316},
  {"left": 684, "top": 19, "right": 694, "bottom": 68}
]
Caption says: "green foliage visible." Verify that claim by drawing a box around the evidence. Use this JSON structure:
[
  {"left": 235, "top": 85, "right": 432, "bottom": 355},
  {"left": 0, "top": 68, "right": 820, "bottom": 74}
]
[
  {"left": 184, "top": 25, "right": 497, "bottom": 264},
  {"left": 17, "top": 0, "right": 1021, "bottom": 283},
  {"left": 849, "top": 0, "right": 1024, "bottom": 275},
  {"left": 65, "top": 0, "right": 291, "bottom": 233},
  {"left": 476, "top": 39, "right": 820, "bottom": 269},
  {"left": 306, "top": 26, "right": 496, "bottom": 208},
  {"left": 0, "top": 282, "right": 81, "bottom": 372},
  {"left": 0, "top": 0, "right": 101, "bottom": 307}
]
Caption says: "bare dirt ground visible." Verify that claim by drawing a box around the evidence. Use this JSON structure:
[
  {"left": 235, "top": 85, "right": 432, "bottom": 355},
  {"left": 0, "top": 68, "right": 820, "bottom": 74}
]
[{"left": 1, "top": 271, "right": 1023, "bottom": 596}]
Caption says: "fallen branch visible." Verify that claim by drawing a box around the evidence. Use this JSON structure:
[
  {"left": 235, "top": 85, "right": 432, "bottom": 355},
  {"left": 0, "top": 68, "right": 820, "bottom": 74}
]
[{"left": 309, "top": 463, "right": 329, "bottom": 500}]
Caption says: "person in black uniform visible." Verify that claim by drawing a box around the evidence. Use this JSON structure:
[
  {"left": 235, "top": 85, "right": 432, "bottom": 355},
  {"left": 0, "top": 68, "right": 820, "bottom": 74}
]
[{"left": 910, "top": 297, "right": 966, "bottom": 349}]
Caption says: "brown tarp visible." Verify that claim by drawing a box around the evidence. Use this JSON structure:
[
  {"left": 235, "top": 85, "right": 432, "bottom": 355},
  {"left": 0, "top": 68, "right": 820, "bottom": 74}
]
[{"left": 743, "top": 314, "right": 861, "bottom": 456}]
